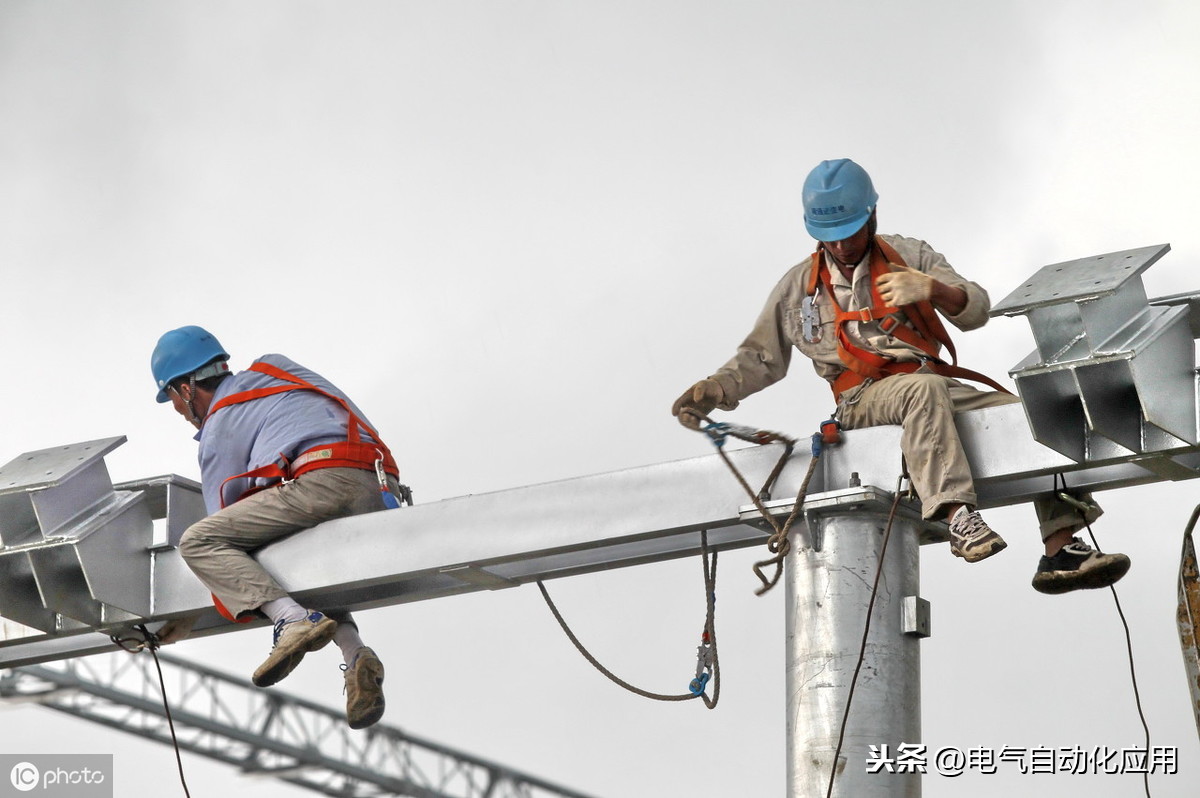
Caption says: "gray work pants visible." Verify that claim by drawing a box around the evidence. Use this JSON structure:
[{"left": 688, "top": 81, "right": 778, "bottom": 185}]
[
  {"left": 837, "top": 372, "right": 1096, "bottom": 539},
  {"left": 179, "top": 467, "right": 391, "bottom": 620}
]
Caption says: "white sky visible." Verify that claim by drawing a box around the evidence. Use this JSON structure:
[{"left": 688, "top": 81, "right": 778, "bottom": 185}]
[{"left": 2, "top": 1, "right": 1199, "bottom": 796}]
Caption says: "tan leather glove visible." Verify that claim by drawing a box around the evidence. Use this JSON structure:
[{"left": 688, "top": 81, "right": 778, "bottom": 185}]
[
  {"left": 155, "top": 616, "right": 197, "bottom": 645},
  {"left": 875, "top": 263, "right": 935, "bottom": 306},
  {"left": 671, "top": 379, "right": 724, "bottom": 430}
]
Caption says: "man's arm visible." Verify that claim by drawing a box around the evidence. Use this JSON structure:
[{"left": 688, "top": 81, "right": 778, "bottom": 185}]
[
  {"left": 876, "top": 236, "right": 990, "bottom": 330},
  {"left": 672, "top": 266, "right": 801, "bottom": 427},
  {"left": 929, "top": 279, "right": 967, "bottom": 316},
  {"left": 878, "top": 266, "right": 968, "bottom": 315}
]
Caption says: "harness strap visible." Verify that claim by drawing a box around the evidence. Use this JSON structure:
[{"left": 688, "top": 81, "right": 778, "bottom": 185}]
[
  {"left": 808, "top": 239, "right": 1009, "bottom": 401},
  {"left": 830, "top": 360, "right": 1011, "bottom": 402},
  {"left": 206, "top": 361, "right": 399, "bottom": 508}
]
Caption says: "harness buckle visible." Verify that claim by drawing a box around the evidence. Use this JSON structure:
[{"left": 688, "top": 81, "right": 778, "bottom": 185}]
[{"left": 277, "top": 453, "right": 294, "bottom": 485}]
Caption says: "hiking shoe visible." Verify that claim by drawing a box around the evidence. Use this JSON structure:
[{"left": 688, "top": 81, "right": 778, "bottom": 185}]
[
  {"left": 252, "top": 611, "right": 337, "bottom": 687},
  {"left": 947, "top": 507, "right": 1007, "bottom": 563},
  {"left": 1031, "top": 537, "right": 1131, "bottom": 595},
  {"left": 343, "top": 647, "right": 386, "bottom": 729}
]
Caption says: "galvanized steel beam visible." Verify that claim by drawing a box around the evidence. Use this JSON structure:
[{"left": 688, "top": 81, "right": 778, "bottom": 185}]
[{"left": 2, "top": 400, "right": 1199, "bottom": 669}]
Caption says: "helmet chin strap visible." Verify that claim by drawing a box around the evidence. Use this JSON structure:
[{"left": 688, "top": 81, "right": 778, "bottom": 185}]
[
  {"left": 178, "top": 360, "right": 228, "bottom": 429},
  {"left": 183, "top": 374, "right": 203, "bottom": 429}
]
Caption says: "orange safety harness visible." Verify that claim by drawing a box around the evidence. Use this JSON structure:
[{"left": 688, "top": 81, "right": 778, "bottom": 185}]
[
  {"left": 203, "top": 360, "right": 402, "bottom": 623},
  {"left": 206, "top": 360, "right": 400, "bottom": 509},
  {"left": 806, "top": 238, "right": 1009, "bottom": 402}
]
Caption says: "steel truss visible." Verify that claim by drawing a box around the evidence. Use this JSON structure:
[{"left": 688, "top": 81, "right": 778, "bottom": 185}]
[{"left": 0, "top": 652, "right": 593, "bottom": 798}]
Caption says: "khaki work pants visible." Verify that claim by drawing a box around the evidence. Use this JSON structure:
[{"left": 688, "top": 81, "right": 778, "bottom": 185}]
[
  {"left": 837, "top": 372, "right": 1096, "bottom": 539},
  {"left": 179, "top": 467, "right": 391, "bottom": 620}
]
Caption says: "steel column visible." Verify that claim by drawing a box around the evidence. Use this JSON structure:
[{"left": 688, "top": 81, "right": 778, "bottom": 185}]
[{"left": 786, "top": 489, "right": 928, "bottom": 798}]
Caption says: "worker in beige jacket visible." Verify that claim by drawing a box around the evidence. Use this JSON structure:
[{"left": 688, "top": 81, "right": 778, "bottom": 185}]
[{"left": 672, "top": 158, "right": 1129, "bottom": 594}]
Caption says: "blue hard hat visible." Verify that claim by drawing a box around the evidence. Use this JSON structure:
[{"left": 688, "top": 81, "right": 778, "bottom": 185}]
[
  {"left": 802, "top": 159, "right": 879, "bottom": 242},
  {"left": 151, "top": 326, "right": 230, "bottom": 403}
]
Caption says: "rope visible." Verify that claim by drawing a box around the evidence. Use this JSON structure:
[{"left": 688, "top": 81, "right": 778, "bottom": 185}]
[
  {"left": 1055, "top": 475, "right": 1152, "bottom": 798},
  {"left": 110, "top": 625, "right": 192, "bottom": 798},
  {"left": 537, "top": 530, "right": 720, "bottom": 708},
  {"left": 824, "top": 470, "right": 907, "bottom": 798},
  {"left": 747, "top": 453, "right": 820, "bottom": 595},
  {"left": 682, "top": 409, "right": 818, "bottom": 595}
]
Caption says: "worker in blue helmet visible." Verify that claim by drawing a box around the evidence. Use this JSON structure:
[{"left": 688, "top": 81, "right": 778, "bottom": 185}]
[
  {"left": 673, "top": 158, "right": 1130, "bottom": 595},
  {"left": 151, "top": 325, "right": 409, "bottom": 729}
]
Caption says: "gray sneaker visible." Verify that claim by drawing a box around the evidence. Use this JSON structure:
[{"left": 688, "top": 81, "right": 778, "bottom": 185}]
[
  {"left": 252, "top": 611, "right": 337, "bottom": 688},
  {"left": 1031, "top": 537, "right": 1131, "bottom": 594},
  {"left": 343, "top": 647, "right": 386, "bottom": 729},
  {"left": 948, "top": 508, "right": 1008, "bottom": 563}
]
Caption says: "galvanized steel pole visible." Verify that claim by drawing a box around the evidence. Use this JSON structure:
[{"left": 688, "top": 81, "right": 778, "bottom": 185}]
[{"left": 786, "top": 489, "right": 925, "bottom": 798}]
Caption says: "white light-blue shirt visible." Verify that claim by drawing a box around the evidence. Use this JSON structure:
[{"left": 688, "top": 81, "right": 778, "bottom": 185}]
[{"left": 195, "top": 353, "right": 385, "bottom": 513}]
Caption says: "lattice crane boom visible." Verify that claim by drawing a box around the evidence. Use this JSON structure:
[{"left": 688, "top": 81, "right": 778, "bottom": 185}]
[{"left": 0, "top": 652, "right": 595, "bottom": 798}]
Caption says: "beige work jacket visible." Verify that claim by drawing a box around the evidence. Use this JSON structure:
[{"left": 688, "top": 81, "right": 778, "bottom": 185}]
[{"left": 709, "top": 234, "right": 992, "bottom": 407}]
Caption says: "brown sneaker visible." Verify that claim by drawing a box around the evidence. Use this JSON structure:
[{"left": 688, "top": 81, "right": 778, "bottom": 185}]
[
  {"left": 948, "top": 507, "right": 1008, "bottom": 563},
  {"left": 252, "top": 611, "right": 337, "bottom": 688},
  {"left": 343, "top": 647, "right": 386, "bottom": 729}
]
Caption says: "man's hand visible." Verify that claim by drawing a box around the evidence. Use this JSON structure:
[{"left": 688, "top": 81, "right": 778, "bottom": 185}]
[
  {"left": 155, "top": 616, "right": 197, "bottom": 645},
  {"left": 876, "top": 263, "right": 934, "bottom": 307},
  {"left": 671, "top": 379, "right": 724, "bottom": 430}
]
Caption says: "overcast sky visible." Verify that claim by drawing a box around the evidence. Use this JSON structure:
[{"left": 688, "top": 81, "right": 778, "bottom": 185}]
[{"left": 2, "top": 2, "right": 1199, "bottom": 796}]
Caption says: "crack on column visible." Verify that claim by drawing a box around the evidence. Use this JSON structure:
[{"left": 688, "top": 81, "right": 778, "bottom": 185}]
[
  {"left": 794, "top": 661, "right": 830, "bottom": 692},
  {"left": 839, "top": 565, "right": 872, "bottom": 591}
]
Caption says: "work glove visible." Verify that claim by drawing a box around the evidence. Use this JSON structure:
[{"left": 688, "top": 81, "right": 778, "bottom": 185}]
[
  {"left": 671, "top": 378, "right": 725, "bottom": 430},
  {"left": 875, "top": 263, "right": 935, "bottom": 307},
  {"left": 154, "top": 616, "right": 197, "bottom": 645}
]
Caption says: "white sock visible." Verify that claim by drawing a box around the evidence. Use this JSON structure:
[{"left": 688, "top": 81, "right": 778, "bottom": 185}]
[
  {"left": 261, "top": 597, "right": 308, "bottom": 625},
  {"left": 333, "top": 622, "right": 366, "bottom": 666}
]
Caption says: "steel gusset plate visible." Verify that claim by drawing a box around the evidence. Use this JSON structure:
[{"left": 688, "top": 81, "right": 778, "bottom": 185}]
[
  {"left": 0, "top": 549, "right": 64, "bottom": 633},
  {"left": 0, "top": 437, "right": 126, "bottom": 548},
  {"left": 26, "top": 491, "right": 154, "bottom": 627},
  {"left": 1012, "top": 305, "right": 1198, "bottom": 462},
  {"left": 0, "top": 492, "right": 154, "bottom": 632}
]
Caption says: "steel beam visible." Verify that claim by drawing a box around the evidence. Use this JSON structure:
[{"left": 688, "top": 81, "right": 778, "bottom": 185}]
[{"left": 2, "top": 398, "right": 1199, "bottom": 669}]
